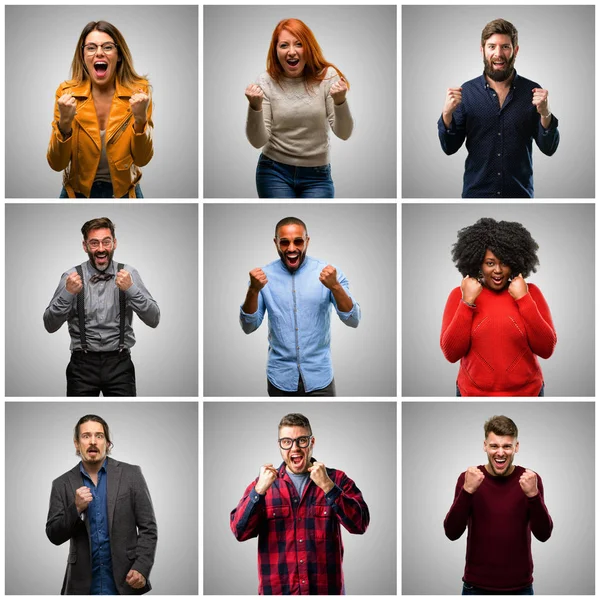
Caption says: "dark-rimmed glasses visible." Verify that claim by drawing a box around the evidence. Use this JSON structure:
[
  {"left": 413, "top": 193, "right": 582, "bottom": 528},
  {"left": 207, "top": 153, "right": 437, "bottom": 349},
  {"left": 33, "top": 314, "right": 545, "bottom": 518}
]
[
  {"left": 82, "top": 43, "right": 118, "bottom": 55},
  {"left": 278, "top": 435, "right": 313, "bottom": 450}
]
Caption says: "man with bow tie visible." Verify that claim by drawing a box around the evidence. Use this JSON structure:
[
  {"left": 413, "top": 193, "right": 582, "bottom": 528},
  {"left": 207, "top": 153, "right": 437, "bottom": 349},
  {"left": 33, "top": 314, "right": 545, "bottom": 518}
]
[{"left": 44, "top": 217, "right": 160, "bottom": 396}]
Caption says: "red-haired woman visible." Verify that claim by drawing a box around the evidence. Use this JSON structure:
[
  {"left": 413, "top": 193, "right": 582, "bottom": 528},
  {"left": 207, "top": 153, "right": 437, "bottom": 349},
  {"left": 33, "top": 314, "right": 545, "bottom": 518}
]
[
  {"left": 245, "top": 18, "right": 353, "bottom": 198},
  {"left": 48, "top": 21, "right": 153, "bottom": 198}
]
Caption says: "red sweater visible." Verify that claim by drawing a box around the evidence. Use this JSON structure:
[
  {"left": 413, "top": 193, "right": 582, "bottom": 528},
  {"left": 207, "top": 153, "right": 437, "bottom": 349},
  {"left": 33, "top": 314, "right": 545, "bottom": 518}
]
[
  {"left": 440, "top": 284, "right": 556, "bottom": 396},
  {"left": 444, "top": 465, "right": 553, "bottom": 591}
]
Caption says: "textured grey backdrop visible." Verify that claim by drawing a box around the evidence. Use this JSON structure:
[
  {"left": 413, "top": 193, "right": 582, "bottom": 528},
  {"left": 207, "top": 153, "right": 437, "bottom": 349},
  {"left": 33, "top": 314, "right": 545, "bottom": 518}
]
[
  {"left": 402, "top": 402, "right": 595, "bottom": 595},
  {"left": 402, "top": 5, "right": 594, "bottom": 198},
  {"left": 5, "top": 204, "right": 198, "bottom": 396},
  {"left": 6, "top": 5, "right": 198, "bottom": 198},
  {"left": 204, "top": 401, "right": 396, "bottom": 595},
  {"left": 5, "top": 401, "right": 198, "bottom": 594},
  {"left": 402, "top": 204, "right": 594, "bottom": 397},
  {"left": 204, "top": 203, "right": 396, "bottom": 397},
  {"left": 203, "top": 5, "right": 397, "bottom": 198}
]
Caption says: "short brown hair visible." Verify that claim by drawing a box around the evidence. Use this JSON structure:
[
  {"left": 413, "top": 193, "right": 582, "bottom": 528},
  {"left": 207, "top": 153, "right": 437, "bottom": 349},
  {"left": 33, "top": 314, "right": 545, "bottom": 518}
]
[
  {"left": 484, "top": 415, "right": 518, "bottom": 439},
  {"left": 81, "top": 217, "right": 115, "bottom": 240},
  {"left": 279, "top": 413, "right": 312, "bottom": 435},
  {"left": 481, "top": 19, "right": 518, "bottom": 49}
]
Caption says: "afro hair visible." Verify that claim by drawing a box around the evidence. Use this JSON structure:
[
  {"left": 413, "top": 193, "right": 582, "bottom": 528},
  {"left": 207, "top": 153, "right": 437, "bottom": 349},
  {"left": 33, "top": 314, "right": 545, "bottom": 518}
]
[{"left": 451, "top": 218, "right": 539, "bottom": 278}]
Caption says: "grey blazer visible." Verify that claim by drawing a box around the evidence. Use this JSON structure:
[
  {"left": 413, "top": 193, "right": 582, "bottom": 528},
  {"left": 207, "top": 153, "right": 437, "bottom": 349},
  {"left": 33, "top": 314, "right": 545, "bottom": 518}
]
[{"left": 46, "top": 457, "right": 157, "bottom": 595}]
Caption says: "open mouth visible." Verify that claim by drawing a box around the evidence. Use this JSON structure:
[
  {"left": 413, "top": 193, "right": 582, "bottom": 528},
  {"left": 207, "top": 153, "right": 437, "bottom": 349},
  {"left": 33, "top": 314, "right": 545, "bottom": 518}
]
[
  {"left": 493, "top": 457, "right": 507, "bottom": 469},
  {"left": 286, "top": 58, "right": 300, "bottom": 68},
  {"left": 95, "top": 252, "right": 108, "bottom": 265},
  {"left": 492, "top": 60, "right": 506, "bottom": 68},
  {"left": 94, "top": 62, "right": 108, "bottom": 78},
  {"left": 286, "top": 252, "right": 300, "bottom": 267},
  {"left": 290, "top": 453, "right": 304, "bottom": 468},
  {"left": 491, "top": 275, "right": 504, "bottom": 285}
]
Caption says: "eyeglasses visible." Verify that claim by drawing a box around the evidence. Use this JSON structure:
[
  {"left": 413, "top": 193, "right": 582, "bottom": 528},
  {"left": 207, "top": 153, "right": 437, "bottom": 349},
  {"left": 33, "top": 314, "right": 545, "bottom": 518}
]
[
  {"left": 278, "top": 435, "right": 313, "bottom": 450},
  {"left": 82, "top": 43, "right": 118, "bottom": 55},
  {"left": 86, "top": 238, "right": 114, "bottom": 250},
  {"left": 277, "top": 237, "right": 306, "bottom": 249}
]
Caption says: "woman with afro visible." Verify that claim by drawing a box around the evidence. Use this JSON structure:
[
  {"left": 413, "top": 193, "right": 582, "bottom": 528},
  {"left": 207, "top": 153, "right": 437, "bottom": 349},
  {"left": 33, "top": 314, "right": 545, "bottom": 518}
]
[{"left": 441, "top": 218, "right": 556, "bottom": 396}]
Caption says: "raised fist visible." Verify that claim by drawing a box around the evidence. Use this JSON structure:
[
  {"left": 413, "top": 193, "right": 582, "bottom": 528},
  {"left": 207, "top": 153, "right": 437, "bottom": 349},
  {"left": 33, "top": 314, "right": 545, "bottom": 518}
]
[
  {"left": 442, "top": 87, "right": 462, "bottom": 125},
  {"left": 461, "top": 275, "right": 482, "bottom": 305},
  {"left": 255, "top": 463, "right": 278, "bottom": 495},
  {"left": 508, "top": 274, "right": 528, "bottom": 301},
  {"left": 519, "top": 469, "right": 538, "bottom": 497},
  {"left": 245, "top": 84, "right": 264, "bottom": 111},
  {"left": 249, "top": 267, "right": 268, "bottom": 291},
  {"left": 532, "top": 88, "right": 550, "bottom": 117},
  {"left": 75, "top": 486, "right": 93, "bottom": 514},
  {"left": 115, "top": 269, "right": 133, "bottom": 291},
  {"left": 129, "top": 89, "right": 149, "bottom": 124},
  {"left": 463, "top": 466, "right": 485, "bottom": 494},
  {"left": 66, "top": 271, "right": 83, "bottom": 295},
  {"left": 319, "top": 265, "right": 338, "bottom": 290},
  {"left": 330, "top": 79, "right": 348, "bottom": 105},
  {"left": 57, "top": 93, "right": 77, "bottom": 132}
]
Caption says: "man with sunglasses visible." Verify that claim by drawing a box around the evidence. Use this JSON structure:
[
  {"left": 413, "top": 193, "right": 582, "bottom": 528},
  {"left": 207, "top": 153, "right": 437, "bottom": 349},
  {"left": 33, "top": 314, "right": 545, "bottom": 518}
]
[
  {"left": 240, "top": 216, "right": 360, "bottom": 396},
  {"left": 44, "top": 217, "right": 160, "bottom": 396},
  {"left": 230, "top": 413, "right": 369, "bottom": 594}
]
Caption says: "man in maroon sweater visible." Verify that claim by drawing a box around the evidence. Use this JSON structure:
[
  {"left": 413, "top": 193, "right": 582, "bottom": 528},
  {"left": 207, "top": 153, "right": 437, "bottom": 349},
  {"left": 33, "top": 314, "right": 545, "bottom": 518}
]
[{"left": 444, "top": 415, "right": 553, "bottom": 594}]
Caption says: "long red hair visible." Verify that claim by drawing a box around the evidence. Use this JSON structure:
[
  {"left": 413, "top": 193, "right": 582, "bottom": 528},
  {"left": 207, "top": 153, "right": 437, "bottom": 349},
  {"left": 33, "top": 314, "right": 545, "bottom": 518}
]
[{"left": 266, "top": 19, "right": 349, "bottom": 90}]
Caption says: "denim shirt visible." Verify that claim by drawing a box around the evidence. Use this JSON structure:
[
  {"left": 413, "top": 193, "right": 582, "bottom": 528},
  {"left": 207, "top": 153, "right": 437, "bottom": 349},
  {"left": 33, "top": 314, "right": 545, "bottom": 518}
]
[
  {"left": 240, "top": 256, "right": 360, "bottom": 392},
  {"left": 80, "top": 460, "right": 117, "bottom": 595}
]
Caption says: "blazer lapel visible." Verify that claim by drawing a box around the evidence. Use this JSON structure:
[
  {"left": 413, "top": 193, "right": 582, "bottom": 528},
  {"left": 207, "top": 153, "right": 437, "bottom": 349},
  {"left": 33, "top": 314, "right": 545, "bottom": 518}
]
[{"left": 106, "top": 457, "right": 122, "bottom": 535}]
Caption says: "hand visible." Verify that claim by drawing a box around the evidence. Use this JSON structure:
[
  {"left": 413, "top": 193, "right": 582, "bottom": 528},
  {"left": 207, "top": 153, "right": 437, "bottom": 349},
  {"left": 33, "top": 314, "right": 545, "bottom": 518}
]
[
  {"left": 115, "top": 269, "right": 133, "bottom": 291},
  {"left": 442, "top": 87, "right": 462, "bottom": 121},
  {"left": 330, "top": 79, "right": 348, "bottom": 105},
  {"left": 245, "top": 84, "right": 264, "bottom": 111},
  {"left": 508, "top": 273, "right": 528, "bottom": 300},
  {"left": 255, "top": 463, "right": 278, "bottom": 495},
  {"left": 129, "top": 89, "right": 149, "bottom": 125},
  {"left": 532, "top": 88, "right": 550, "bottom": 116},
  {"left": 57, "top": 93, "right": 77, "bottom": 132},
  {"left": 66, "top": 271, "right": 83, "bottom": 295},
  {"left": 519, "top": 469, "right": 538, "bottom": 498},
  {"left": 319, "top": 265, "right": 338, "bottom": 290},
  {"left": 307, "top": 462, "right": 335, "bottom": 494},
  {"left": 463, "top": 466, "right": 485, "bottom": 494},
  {"left": 75, "top": 486, "right": 93, "bottom": 514},
  {"left": 249, "top": 267, "right": 268, "bottom": 291},
  {"left": 461, "top": 275, "right": 482, "bottom": 305},
  {"left": 125, "top": 569, "right": 146, "bottom": 589}
]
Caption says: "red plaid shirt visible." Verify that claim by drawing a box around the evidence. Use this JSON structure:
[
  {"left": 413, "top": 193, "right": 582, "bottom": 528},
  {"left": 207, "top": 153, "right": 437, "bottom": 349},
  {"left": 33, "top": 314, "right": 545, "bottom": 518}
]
[{"left": 230, "top": 459, "right": 369, "bottom": 595}]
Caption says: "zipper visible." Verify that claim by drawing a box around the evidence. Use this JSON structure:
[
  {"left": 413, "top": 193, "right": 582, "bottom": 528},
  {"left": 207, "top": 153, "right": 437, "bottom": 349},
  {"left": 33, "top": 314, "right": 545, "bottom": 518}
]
[{"left": 107, "top": 112, "right": 133, "bottom": 144}]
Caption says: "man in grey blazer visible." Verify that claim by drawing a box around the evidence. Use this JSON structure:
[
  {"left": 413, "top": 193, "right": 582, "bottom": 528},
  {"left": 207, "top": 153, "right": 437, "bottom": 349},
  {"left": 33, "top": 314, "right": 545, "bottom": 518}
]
[{"left": 46, "top": 414, "right": 157, "bottom": 594}]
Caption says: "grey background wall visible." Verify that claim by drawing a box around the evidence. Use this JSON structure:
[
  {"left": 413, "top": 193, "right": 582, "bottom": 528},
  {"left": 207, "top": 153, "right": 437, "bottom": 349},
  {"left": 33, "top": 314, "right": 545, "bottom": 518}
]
[
  {"left": 6, "top": 5, "right": 198, "bottom": 198},
  {"left": 203, "top": 203, "right": 396, "bottom": 397},
  {"left": 402, "top": 402, "right": 595, "bottom": 595},
  {"left": 402, "top": 5, "right": 594, "bottom": 198},
  {"left": 5, "top": 401, "right": 198, "bottom": 594},
  {"left": 204, "top": 5, "right": 397, "bottom": 198},
  {"left": 402, "top": 203, "right": 594, "bottom": 396},
  {"left": 204, "top": 401, "right": 396, "bottom": 595},
  {"left": 5, "top": 204, "right": 198, "bottom": 396}
]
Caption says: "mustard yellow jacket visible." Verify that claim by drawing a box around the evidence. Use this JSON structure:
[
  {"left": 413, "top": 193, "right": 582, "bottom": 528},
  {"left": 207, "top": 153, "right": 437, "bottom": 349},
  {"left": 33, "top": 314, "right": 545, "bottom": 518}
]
[{"left": 47, "top": 78, "right": 153, "bottom": 198}]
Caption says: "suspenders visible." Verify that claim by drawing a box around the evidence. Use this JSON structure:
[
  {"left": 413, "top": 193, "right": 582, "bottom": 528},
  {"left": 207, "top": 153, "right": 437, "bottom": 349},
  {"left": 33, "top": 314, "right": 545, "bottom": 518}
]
[{"left": 74, "top": 263, "right": 126, "bottom": 353}]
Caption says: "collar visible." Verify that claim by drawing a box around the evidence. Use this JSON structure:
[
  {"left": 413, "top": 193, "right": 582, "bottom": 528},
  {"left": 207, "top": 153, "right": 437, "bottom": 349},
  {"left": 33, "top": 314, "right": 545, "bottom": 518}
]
[
  {"left": 67, "top": 77, "right": 138, "bottom": 99},
  {"left": 79, "top": 457, "right": 108, "bottom": 478},
  {"left": 480, "top": 70, "right": 519, "bottom": 91}
]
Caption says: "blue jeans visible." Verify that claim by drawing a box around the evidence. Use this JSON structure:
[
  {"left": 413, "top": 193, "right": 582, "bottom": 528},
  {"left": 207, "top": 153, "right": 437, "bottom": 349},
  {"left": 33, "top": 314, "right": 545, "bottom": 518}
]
[
  {"left": 59, "top": 182, "right": 143, "bottom": 198},
  {"left": 456, "top": 383, "right": 545, "bottom": 396},
  {"left": 255, "top": 153, "right": 334, "bottom": 198},
  {"left": 462, "top": 582, "right": 533, "bottom": 595}
]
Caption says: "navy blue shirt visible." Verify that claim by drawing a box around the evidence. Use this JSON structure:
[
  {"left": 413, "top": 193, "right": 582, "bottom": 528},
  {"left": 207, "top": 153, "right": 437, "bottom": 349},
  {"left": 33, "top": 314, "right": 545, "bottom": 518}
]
[
  {"left": 80, "top": 460, "right": 117, "bottom": 595},
  {"left": 438, "top": 72, "right": 559, "bottom": 198}
]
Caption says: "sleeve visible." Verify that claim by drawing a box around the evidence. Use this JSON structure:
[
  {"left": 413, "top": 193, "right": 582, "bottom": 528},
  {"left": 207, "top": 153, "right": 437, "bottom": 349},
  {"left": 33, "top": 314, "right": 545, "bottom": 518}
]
[
  {"left": 443, "top": 472, "right": 473, "bottom": 540},
  {"left": 325, "top": 71, "right": 353, "bottom": 140},
  {"left": 515, "top": 284, "right": 557, "bottom": 359},
  {"left": 229, "top": 478, "right": 267, "bottom": 541},
  {"left": 43, "top": 271, "right": 76, "bottom": 333},
  {"left": 130, "top": 466, "right": 158, "bottom": 578},
  {"left": 246, "top": 76, "right": 271, "bottom": 148},
  {"left": 324, "top": 471, "right": 369, "bottom": 534},
  {"left": 440, "top": 287, "right": 475, "bottom": 363},
  {"left": 47, "top": 84, "right": 73, "bottom": 172},
  {"left": 528, "top": 473, "right": 553, "bottom": 542},
  {"left": 45, "top": 479, "right": 81, "bottom": 546},
  {"left": 130, "top": 84, "right": 154, "bottom": 167},
  {"left": 331, "top": 266, "right": 360, "bottom": 328},
  {"left": 437, "top": 101, "right": 466, "bottom": 155},
  {"left": 125, "top": 267, "right": 160, "bottom": 328},
  {"left": 239, "top": 287, "right": 266, "bottom": 334},
  {"left": 534, "top": 112, "right": 559, "bottom": 157}
]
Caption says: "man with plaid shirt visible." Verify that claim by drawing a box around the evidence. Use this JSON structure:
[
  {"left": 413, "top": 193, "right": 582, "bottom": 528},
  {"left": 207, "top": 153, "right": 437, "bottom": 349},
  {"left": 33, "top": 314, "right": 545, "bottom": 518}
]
[{"left": 230, "top": 413, "right": 370, "bottom": 594}]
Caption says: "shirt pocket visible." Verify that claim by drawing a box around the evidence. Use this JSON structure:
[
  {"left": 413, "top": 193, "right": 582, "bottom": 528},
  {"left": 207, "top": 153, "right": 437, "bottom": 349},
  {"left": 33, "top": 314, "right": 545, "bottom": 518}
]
[{"left": 309, "top": 504, "right": 334, "bottom": 540}]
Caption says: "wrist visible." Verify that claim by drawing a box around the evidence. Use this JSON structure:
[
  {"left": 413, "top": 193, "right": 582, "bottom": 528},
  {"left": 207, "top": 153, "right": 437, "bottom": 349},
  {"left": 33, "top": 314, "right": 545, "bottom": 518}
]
[
  {"left": 322, "top": 480, "right": 335, "bottom": 494},
  {"left": 462, "top": 297, "right": 477, "bottom": 307}
]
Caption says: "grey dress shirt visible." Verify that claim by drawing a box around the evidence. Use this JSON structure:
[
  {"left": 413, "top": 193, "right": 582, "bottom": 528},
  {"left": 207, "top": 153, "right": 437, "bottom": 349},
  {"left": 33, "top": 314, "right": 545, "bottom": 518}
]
[{"left": 44, "top": 260, "right": 160, "bottom": 351}]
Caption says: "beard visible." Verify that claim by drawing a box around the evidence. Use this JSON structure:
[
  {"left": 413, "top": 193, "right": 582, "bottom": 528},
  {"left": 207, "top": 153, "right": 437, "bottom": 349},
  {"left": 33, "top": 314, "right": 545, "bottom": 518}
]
[
  {"left": 277, "top": 248, "right": 307, "bottom": 272},
  {"left": 86, "top": 248, "right": 115, "bottom": 272},
  {"left": 483, "top": 53, "right": 516, "bottom": 82}
]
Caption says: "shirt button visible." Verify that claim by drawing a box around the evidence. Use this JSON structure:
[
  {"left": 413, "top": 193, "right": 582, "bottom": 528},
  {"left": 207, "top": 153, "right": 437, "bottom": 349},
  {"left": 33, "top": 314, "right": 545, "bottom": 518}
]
[
  {"left": 497, "top": 132, "right": 501, "bottom": 136},
  {"left": 302, "top": 580, "right": 306, "bottom": 584},
  {"left": 297, "top": 346, "right": 300, "bottom": 350},
  {"left": 324, "top": 511, "right": 327, "bottom": 515},
  {"left": 492, "top": 93, "right": 496, "bottom": 97},
  {"left": 299, "top": 539, "right": 303, "bottom": 543},
  {"left": 497, "top": 173, "right": 501, "bottom": 176},
  {"left": 497, "top": 153, "right": 501, "bottom": 157},
  {"left": 300, "top": 559, "right": 304, "bottom": 564},
  {"left": 497, "top": 192, "right": 501, "bottom": 195},
  {"left": 293, "top": 499, "right": 298, "bottom": 503}
]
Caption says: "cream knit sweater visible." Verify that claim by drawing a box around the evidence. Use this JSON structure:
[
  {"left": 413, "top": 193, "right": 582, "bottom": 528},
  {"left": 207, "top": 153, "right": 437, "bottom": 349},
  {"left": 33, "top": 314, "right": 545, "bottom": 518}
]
[{"left": 246, "top": 67, "right": 353, "bottom": 167}]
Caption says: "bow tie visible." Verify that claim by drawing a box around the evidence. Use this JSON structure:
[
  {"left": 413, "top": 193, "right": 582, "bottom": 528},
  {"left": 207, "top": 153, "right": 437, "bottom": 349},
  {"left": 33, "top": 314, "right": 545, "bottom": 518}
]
[{"left": 89, "top": 272, "right": 115, "bottom": 283}]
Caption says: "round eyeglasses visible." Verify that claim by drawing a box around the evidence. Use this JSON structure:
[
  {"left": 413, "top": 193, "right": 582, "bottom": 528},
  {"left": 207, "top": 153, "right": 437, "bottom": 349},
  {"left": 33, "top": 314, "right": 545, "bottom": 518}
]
[
  {"left": 86, "top": 238, "right": 114, "bottom": 250},
  {"left": 82, "top": 43, "right": 118, "bottom": 55},
  {"left": 278, "top": 435, "right": 313, "bottom": 450}
]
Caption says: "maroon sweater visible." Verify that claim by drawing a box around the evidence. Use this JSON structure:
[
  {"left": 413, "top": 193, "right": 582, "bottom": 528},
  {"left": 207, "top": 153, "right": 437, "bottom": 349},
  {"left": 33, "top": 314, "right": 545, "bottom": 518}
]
[{"left": 444, "top": 465, "right": 553, "bottom": 591}]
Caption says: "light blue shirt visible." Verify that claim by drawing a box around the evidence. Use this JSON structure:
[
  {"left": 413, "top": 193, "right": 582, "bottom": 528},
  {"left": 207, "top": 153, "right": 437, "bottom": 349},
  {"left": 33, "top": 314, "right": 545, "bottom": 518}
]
[{"left": 240, "top": 256, "right": 360, "bottom": 392}]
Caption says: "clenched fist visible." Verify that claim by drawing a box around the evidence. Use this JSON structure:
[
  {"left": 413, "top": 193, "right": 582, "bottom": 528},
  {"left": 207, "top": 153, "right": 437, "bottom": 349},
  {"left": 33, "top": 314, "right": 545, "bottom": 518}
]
[
  {"left": 508, "top": 273, "right": 528, "bottom": 300},
  {"left": 463, "top": 466, "right": 485, "bottom": 494},
  {"left": 115, "top": 269, "right": 133, "bottom": 291},
  {"left": 307, "top": 461, "right": 334, "bottom": 493},
  {"left": 249, "top": 267, "right": 268, "bottom": 291},
  {"left": 126, "top": 569, "right": 146, "bottom": 589},
  {"left": 66, "top": 271, "right": 83, "bottom": 295},
  {"left": 532, "top": 88, "right": 550, "bottom": 117},
  {"left": 519, "top": 469, "right": 538, "bottom": 497},
  {"left": 75, "top": 486, "right": 93, "bottom": 514},
  {"left": 442, "top": 87, "right": 462, "bottom": 126},
  {"left": 255, "top": 463, "right": 278, "bottom": 495},
  {"left": 461, "top": 275, "right": 482, "bottom": 305},
  {"left": 245, "top": 84, "right": 264, "bottom": 111},
  {"left": 319, "top": 265, "right": 338, "bottom": 290},
  {"left": 129, "top": 89, "right": 149, "bottom": 125},
  {"left": 58, "top": 93, "right": 77, "bottom": 134},
  {"left": 330, "top": 79, "right": 348, "bottom": 105}
]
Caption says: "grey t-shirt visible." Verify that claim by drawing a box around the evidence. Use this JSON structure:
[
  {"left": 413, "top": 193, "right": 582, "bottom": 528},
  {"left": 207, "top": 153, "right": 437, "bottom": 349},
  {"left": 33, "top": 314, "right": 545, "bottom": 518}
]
[{"left": 287, "top": 470, "right": 310, "bottom": 498}]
